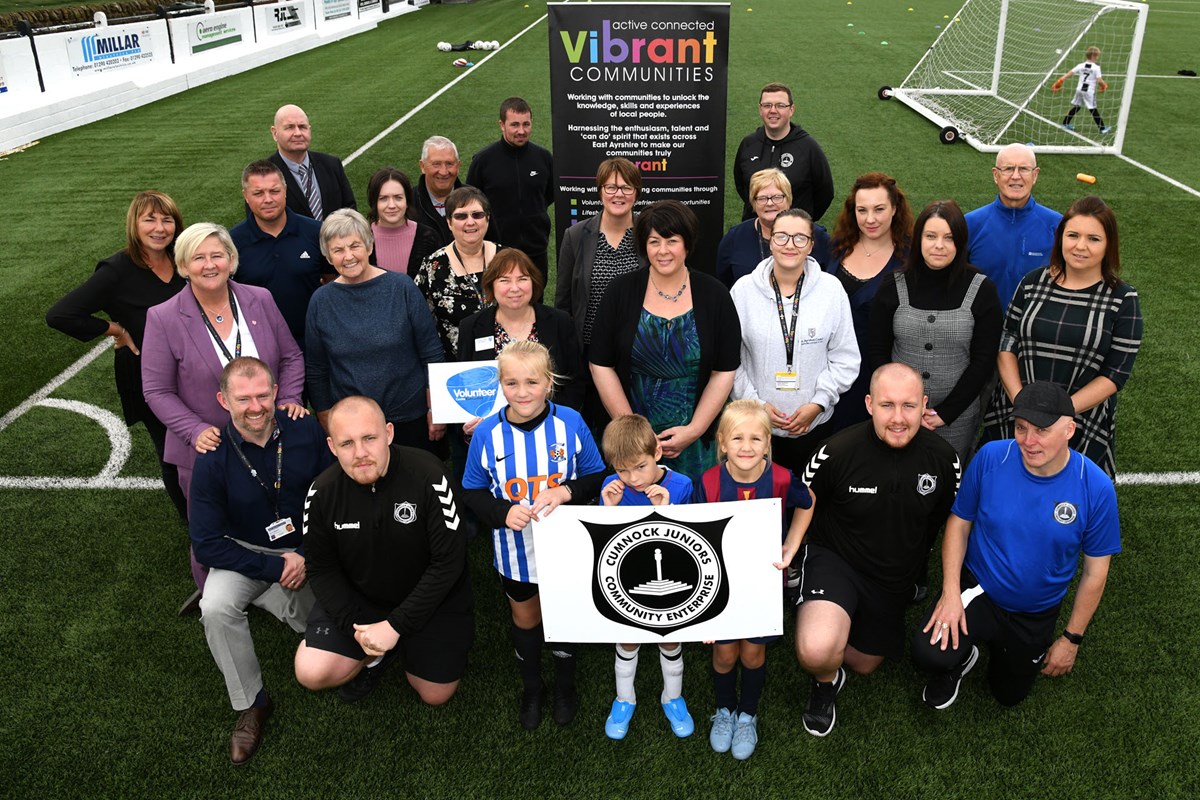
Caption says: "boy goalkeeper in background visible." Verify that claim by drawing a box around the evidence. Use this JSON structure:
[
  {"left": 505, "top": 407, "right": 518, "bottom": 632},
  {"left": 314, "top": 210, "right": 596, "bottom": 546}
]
[{"left": 1054, "top": 46, "right": 1111, "bottom": 134}]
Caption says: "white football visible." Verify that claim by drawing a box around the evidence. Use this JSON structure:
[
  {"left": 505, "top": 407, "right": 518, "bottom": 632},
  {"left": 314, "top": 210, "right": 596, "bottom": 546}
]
[{"left": 437, "top": 41, "right": 451, "bottom": 52}]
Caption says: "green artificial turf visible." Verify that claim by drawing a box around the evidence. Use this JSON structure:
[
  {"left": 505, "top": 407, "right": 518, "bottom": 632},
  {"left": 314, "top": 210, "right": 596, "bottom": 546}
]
[{"left": 2, "top": 0, "right": 1199, "bottom": 796}]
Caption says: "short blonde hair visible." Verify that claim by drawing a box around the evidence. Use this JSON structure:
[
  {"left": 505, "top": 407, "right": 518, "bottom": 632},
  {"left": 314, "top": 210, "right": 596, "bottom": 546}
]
[
  {"left": 602, "top": 414, "right": 659, "bottom": 467},
  {"left": 715, "top": 399, "right": 773, "bottom": 460},
  {"left": 497, "top": 340, "right": 560, "bottom": 399},
  {"left": 1086, "top": 46, "right": 1101, "bottom": 60},
  {"left": 174, "top": 222, "right": 238, "bottom": 279},
  {"left": 748, "top": 168, "right": 793, "bottom": 208}
]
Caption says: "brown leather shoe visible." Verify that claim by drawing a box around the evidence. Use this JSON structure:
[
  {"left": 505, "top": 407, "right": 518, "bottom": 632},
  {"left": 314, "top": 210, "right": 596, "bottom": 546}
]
[{"left": 229, "top": 696, "right": 273, "bottom": 765}]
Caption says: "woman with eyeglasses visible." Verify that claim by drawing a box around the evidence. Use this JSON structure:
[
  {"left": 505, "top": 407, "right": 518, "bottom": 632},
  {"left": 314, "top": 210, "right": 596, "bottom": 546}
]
[
  {"left": 821, "top": 172, "right": 914, "bottom": 434},
  {"left": 717, "top": 169, "right": 831, "bottom": 291},
  {"left": 729, "top": 208, "right": 858, "bottom": 471},
  {"left": 869, "top": 200, "right": 1002, "bottom": 459},
  {"left": 415, "top": 186, "right": 501, "bottom": 359},
  {"left": 556, "top": 158, "right": 647, "bottom": 353}
]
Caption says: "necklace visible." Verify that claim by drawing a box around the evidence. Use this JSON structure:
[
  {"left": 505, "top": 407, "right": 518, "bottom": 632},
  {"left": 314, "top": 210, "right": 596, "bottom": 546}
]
[
  {"left": 650, "top": 269, "right": 688, "bottom": 302},
  {"left": 201, "top": 302, "right": 229, "bottom": 324},
  {"left": 861, "top": 239, "right": 892, "bottom": 259}
]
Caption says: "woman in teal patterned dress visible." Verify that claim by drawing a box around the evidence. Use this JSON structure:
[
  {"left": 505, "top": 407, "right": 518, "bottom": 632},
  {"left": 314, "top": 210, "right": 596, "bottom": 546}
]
[{"left": 589, "top": 201, "right": 741, "bottom": 484}]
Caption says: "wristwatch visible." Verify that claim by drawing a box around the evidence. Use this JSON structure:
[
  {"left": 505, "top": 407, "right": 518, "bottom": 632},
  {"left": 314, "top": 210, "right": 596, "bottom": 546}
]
[{"left": 1061, "top": 629, "right": 1084, "bottom": 645}]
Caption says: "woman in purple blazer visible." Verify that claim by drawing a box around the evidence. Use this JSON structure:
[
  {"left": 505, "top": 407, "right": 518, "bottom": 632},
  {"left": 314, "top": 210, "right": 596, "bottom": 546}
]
[{"left": 142, "top": 222, "right": 305, "bottom": 596}]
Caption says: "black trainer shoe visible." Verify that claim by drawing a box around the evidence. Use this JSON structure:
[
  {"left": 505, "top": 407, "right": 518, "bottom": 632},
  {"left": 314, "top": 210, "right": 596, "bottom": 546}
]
[
  {"left": 552, "top": 685, "right": 579, "bottom": 727},
  {"left": 802, "top": 666, "right": 846, "bottom": 737},
  {"left": 923, "top": 645, "right": 979, "bottom": 710},
  {"left": 339, "top": 649, "right": 399, "bottom": 704},
  {"left": 519, "top": 685, "right": 546, "bottom": 730}
]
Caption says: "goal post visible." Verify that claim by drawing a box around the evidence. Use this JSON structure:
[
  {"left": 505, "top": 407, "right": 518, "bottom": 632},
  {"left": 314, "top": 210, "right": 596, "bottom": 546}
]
[{"left": 881, "top": 0, "right": 1148, "bottom": 154}]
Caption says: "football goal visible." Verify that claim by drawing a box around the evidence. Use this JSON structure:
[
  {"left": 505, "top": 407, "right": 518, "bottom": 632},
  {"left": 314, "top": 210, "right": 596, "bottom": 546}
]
[{"left": 880, "top": 0, "right": 1147, "bottom": 154}]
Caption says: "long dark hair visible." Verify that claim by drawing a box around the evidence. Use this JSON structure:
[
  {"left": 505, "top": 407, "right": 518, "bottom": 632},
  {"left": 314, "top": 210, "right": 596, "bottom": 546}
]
[
  {"left": 1049, "top": 195, "right": 1122, "bottom": 288},
  {"left": 831, "top": 172, "right": 913, "bottom": 260},
  {"left": 904, "top": 199, "right": 970, "bottom": 285}
]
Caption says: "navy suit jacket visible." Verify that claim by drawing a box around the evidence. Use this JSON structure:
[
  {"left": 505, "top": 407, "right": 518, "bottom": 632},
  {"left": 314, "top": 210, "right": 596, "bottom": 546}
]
[{"left": 268, "top": 150, "right": 356, "bottom": 220}]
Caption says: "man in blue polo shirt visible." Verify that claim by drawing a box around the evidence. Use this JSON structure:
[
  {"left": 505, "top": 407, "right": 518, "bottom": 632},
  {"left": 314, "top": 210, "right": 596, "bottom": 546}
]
[
  {"left": 190, "top": 357, "right": 333, "bottom": 764},
  {"left": 231, "top": 160, "right": 331, "bottom": 351},
  {"left": 913, "top": 381, "right": 1120, "bottom": 709}
]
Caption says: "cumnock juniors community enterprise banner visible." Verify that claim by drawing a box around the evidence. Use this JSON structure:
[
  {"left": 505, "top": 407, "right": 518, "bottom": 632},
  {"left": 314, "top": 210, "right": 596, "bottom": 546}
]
[{"left": 548, "top": 3, "right": 731, "bottom": 275}]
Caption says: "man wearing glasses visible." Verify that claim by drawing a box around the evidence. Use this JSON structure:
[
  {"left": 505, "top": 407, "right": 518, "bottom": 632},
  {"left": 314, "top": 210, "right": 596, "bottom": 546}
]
[
  {"left": 732, "top": 83, "right": 834, "bottom": 224},
  {"left": 965, "top": 143, "right": 1062, "bottom": 310},
  {"left": 467, "top": 97, "right": 555, "bottom": 289}
]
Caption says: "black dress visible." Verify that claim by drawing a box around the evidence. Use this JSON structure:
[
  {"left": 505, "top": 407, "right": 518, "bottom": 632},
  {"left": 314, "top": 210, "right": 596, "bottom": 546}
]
[{"left": 46, "top": 250, "right": 188, "bottom": 519}]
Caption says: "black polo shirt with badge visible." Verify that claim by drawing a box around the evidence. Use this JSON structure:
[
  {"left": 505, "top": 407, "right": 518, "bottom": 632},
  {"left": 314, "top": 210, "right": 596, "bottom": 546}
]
[
  {"left": 803, "top": 422, "right": 961, "bottom": 593},
  {"left": 303, "top": 444, "right": 473, "bottom": 637}
]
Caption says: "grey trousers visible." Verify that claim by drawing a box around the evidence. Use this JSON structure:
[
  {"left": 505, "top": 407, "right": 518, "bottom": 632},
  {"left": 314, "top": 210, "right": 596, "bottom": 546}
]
[{"left": 200, "top": 561, "right": 314, "bottom": 710}]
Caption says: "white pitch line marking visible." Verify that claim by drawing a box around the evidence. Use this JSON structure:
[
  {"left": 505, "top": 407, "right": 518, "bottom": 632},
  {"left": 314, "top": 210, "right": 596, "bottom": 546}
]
[
  {"left": 1116, "top": 471, "right": 1200, "bottom": 486},
  {"left": 344, "top": 11, "right": 552, "bottom": 165},
  {"left": 0, "top": 339, "right": 110, "bottom": 433}
]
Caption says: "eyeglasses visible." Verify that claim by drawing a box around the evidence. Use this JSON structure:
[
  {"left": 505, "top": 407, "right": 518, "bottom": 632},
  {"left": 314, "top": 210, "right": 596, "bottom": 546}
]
[
  {"left": 602, "top": 184, "right": 636, "bottom": 196},
  {"left": 759, "top": 102, "right": 792, "bottom": 111},
  {"left": 772, "top": 232, "right": 812, "bottom": 248},
  {"left": 754, "top": 193, "right": 786, "bottom": 206},
  {"left": 451, "top": 210, "right": 488, "bottom": 221},
  {"left": 994, "top": 165, "right": 1037, "bottom": 176}
]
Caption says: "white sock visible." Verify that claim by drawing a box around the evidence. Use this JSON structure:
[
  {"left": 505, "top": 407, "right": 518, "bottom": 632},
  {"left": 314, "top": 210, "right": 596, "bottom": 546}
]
[
  {"left": 659, "top": 644, "right": 684, "bottom": 704},
  {"left": 366, "top": 655, "right": 384, "bottom": 669},
  {"left": 615, "top": 645, "right": 639, "bottom": 704}
]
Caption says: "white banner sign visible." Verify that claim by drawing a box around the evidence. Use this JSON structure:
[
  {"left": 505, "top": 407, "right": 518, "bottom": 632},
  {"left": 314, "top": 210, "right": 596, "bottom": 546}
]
[
  {"left": 66, "top": 25, "right": 155, "bottom": 77},
  {"left": 323, "top": 0, "right": 353, "bottom": 21},
  {"left": 266, "top": 3, "right": 306, "bottom": 35},
  {"left": 533, "top": 500, "right": 784, "bottom": 643},
  {"left": 188, "top": 16, "right": 245, "bottom": 55},
  {"left": 428, "top": 360, "right": 505, "bottom": 424},
  {"left": 0, "top": 51, "right": 7, "bottom": 95}
]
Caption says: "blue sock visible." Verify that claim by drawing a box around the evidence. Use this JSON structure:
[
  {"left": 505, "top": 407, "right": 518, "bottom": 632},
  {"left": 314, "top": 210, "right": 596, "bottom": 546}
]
[{"left": 252, "top": 688, "right": 269, "bottom": 708}]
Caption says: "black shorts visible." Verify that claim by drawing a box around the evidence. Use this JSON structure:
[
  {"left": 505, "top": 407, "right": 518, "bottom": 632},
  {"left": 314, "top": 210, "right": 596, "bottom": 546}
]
[
  {"left": 304, "top": 600, "right": 474, "bottom": 684},
  {"left": 912, "top": 567, "right": 1059, "bottom": 706},
  {"left": 796, "top": 543, "right": 910, "bottom": 660},
  {"left": 500, "top": 574, "right": 540, "bottom": 603}
]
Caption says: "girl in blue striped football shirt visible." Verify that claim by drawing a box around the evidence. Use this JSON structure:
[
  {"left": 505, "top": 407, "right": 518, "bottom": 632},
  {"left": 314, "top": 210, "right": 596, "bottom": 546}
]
[{"left": 461, "top": 341, "right": 606, "bottom": 730}]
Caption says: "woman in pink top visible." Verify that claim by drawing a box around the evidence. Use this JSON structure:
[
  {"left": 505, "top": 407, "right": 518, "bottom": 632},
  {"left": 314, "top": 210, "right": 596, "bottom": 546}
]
[{"left": 366, "top": 167, "right": 441, "bottom": 278}]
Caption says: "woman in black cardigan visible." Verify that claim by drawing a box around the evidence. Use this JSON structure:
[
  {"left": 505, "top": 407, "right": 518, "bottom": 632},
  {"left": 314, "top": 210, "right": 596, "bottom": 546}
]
[
  {"left": 457, "top": 248, "right": 584, "bottom": 414},
  {"left": 589, "top": 200, "right": 741, "bottom": 484},
  {"left": 46, "top": 191, "right": 189, "bottom": 521}
]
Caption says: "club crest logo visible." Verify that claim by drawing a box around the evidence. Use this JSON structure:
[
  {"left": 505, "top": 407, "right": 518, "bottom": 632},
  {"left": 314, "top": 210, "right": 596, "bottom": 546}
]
[
  {"left": 916, "top": 473, "right": 937, "bottom": 496},
  {"left": 394, "top": 502, "right": 416, "bottom": 524},
  {"left": 583, "top": 511, "right": 730, "bottom": 636},
  {"left": 548, "top": 443, "right": 567, "bottom": 463},
  {"left": 1053, "top": 501, "right": 1078, "bottom": 525},
  {"left": 446, "top": 365, "right": 499, "bottom": 417},
  {"left": 780, "top": 152, "right": 794, "bottom": 168}
]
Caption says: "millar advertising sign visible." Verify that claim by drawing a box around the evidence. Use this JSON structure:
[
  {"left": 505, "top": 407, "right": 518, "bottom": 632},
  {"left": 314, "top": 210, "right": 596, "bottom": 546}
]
[
  {"left": 533, "top": 500, "right": 783, "bottom": 643},
  {"left": 547, "top": 3, "right": 730, "bottom": 275}
]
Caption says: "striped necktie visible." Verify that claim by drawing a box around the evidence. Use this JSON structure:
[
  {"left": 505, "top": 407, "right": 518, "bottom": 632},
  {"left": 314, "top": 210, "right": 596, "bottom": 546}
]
[{"left": 298, "top": 163, "right": 322, "bottom": 221}]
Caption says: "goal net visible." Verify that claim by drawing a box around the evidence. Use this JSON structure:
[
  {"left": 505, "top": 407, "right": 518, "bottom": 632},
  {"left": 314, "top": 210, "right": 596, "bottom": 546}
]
[{"left": 885, "top": 0, "right": 1147, "bottom": 154}]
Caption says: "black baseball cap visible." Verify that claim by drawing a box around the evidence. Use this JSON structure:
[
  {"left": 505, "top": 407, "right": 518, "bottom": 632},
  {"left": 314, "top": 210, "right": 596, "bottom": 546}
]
[{"left": 1012, "top": 382, "right": 1075, "bottom": 427}]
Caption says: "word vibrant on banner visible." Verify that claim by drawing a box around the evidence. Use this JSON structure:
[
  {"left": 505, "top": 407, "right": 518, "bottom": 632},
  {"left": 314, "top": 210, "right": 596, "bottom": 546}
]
[
  {"left": 548, "top": 3, "right": 730, "bottom": 275},
  {"left": 428, "top": 360, "right": 505, "bottom": 424},
  {"left": 533, "top": 500, "right": 783, "bottom": 643},
  {"left": 189, "top": 18, "right": 244, "bottom": 55},
  {"left": 66, "top": 26, "right": 155, "bottom": 76}
]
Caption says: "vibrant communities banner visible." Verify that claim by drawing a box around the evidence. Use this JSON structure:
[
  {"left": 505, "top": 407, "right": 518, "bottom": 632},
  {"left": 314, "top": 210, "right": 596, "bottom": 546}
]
[
  {"left": 548, "top": 3, "right": 731, "bottom": 275},
  {"left": 533, "top": 500, "right": 783, "bottom": 643}
]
